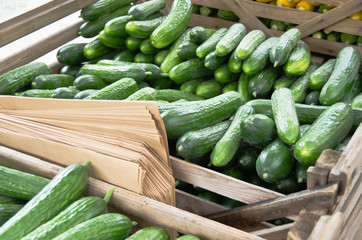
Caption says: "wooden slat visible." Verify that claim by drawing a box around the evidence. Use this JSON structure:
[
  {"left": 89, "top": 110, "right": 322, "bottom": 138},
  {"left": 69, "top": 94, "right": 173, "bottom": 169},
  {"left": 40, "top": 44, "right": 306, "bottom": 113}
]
[
  {"left": 171, "top": 156, "right": 284, "bottom": 204},
  {"left": 0, "top": 146, "right": 264, "bottom": 240},
  {"left": 251, "top": 223, "right": 293, "bottom": 240},
  {"left": 308, "top": 212, "right": 344, "bottom": 240},
  {"left": 206, "top": 183, "right": 338, "bottom": 226},
  {"left": 287, "top": 210, "right": 321, "bottom": 240}
]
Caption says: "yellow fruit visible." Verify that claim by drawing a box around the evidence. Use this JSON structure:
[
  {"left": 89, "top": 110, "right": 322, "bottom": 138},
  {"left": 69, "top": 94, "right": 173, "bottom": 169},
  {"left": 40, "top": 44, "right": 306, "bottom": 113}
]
[
  {"left": 296, "top": 1, "right": 315, "bottom": 11},
  {"left": 348, "top": 11, "right": 362, "bottom": 21},
  {"left": 277, "top": 0, "right": 297, "bottom": 8},
  {"left": 256, "top": 0, "right": 273, "bottom": 3}
]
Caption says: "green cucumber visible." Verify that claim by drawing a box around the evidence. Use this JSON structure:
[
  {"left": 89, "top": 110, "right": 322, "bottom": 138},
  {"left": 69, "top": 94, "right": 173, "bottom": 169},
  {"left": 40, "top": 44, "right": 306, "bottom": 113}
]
[
  {"left": 99, "top": 30, "right": 126, "bottom": 49},
  {"left": 104, "top": 16, "right": 129, "bottom": 38},
  {"left": 222, "top": 81, "right": 238, "bottom": 93},
  {"left": 51, "top": 87, "right": 80, "bottom": 99},
  {"left": 79, "top": 5, "right": 132, "bottom": 38},
  {"left": 154, "top": 50, "right": 169, "bottom": 66},
  {"left": 340, "top": 33, "right": 357, "bottom": 45},
  {"left": 0, "top": 203, "right": 24, "bottom": 226},
  {"left": 294, "top": 102, "right": 353, "bottom": 165},
  {"left": 271, "top": 88, "right": 300, "bottom": 145},
  {"left": 228, "top": 50, "right": 243, "bottom": 73},
  {"left": 290, "top": 63, "right": 319, "bottom": 103},
  {"left": 192, "top": 4, "right": 200, "bottom": 14},
  {"left": 125, "top": 16, "right": 167, "bottom": 39},
  {"left": 357, "top": 36, "right": 362, "bottom": 47},
  {"left": 270, "top": 20, "right": 287, "bottom": 31},
  {"left": 84, "top": 39, "right": 112, "bottom": 60},
  {"left": 169, "top": 58, "right": 213, "bottom": 84},
  {"left": 284, "top": 40, "right": 311, "bottom": 76},
  {"left": 176, "top": 120, "right": 231, "bottom": 160},
  {"left": 335, "top": 135, "right": 352, "bottom": 152},
  {"left": 157, "top": 100, "right": 203, "bottom": 113},
  {"left": 128, "top": 0, "right": 166, "bottom": 20},
  {"left": 273, "top": 75, "right": 297, "bottom": 90},
  {"left": 238, "top": 148, "right": 259, "bottom": 171},
  {"left": 74, "top": 89, "right": 99, "bottom": 99},
  {"left": 351, "top": 93, "right": 362, "bottom": 108},
  {"left": 0, "top": 196, "right": 25, "bottom": 205},
  {"left": 305, "top": 91, "right": 320, "bottom": 105},
  {"left": 126, "top": 226, "right": 169, "bottom": 240},
  {"left": 161, "top": 91, "right": 242, "bottom": 139},
  {"left": 326, "top": 32, "right": 340, "bottom": 42},
  {"left": 0, "top": 162, "right": 89, "bottom": 240},
  {"left": 134, "top": 53, "right": 154, "bottom": 63},
  {"left": 59, "top": 65, "right": 82, "bottom": 78},
  {"left": 125, "top": 36, "right": 143, "bottom": 51},
  {"left": 312, "top": 31, "right": 326, "bottom": 39},
  {"left": 180, "top": 78, "right": 204, "bottom": 94},
  {"left": 56, "top": 43, "right": 87, "bottom": 66},
  {"left": 270, "top": 28, "right": 301, "bottom": 67},
  {"left": 216, "top": 23, "right": 246, "bottom": 57},
  {"left": 125, "top": 87, "right": 156, "bottom": 100},
  {"left": 235, "top": 30, "right": 266, "bottom": 60},
  {"left": 215, "top": 64, "right": 238, "bottom": 84},
  {"left": 190, "top": 27, "right": 216, "bottom": 44},
  {"left": 152, "top": 77, "right": 174, "bottom": 89},
  {"left": 242, "top": 37, "right": 278, "bottom": 75},
  {"left": 217, "top": 9, "right": 239, "bottom": 21},
  {"left": 32, "top": 74, "right": 74, "bottom": 89},
  {"left": 177, "top": 43, "right": 198, "bottom": 60},
  {"left": 73, "top": 74, "right": 107, "bottom": 90},
  {"left": 195, "top": 79, "right": 222, "bottom": 99},
  {"left": 248, "top": 65, "right": 280, "bottom": 98},
  {"left": 211, "top": 105, "right": 254, "bottom": 167},
  {"left": 308, "top": 59, "right": 336, "bottom": 91},
  {"left": 150, "top": 0, "right": 192, "bottom": 48},
  {"left": 85, "top": 77, "right": 137, "bottom": 100},
  {"left": 319, "top": 46, "right": 361, "bottom": 105},
  {"left": 237, "top": 73, "right": 251, "bottom": 104},
  {"left": 296, "top": 162, "right": 309, "bottom": 183},
  {"left": 204, "top": 51, "right": 229, "bottom": 70},
  {"left": 199, "top": 6, "right": 217, "bottom": 17},
  {"left": 240, "top": 114, "right": 276, "bottom": 148},
  {"left": 0, "top": 62, "right": 50, "bottom": 95},
  {"left": 342, "top": 73, "right": 361, "bottom": 103},
  {"left": 222, "top": 166, "right": 244, "bottom": 180},
  {"left": 176, "top": 235, "right": 201, "bottom": 240},
  {"left": 196, "top": 28, "right": 228, "bottom": 58},
  {"left": 256, "top": 139, "right": 295, "bottom": 183},
  {"left": 276, "top": 176, "right": 303, "bottom": 194},
  {"left": 80, "top": 0, "right": 135, "bottom": 21},
  {"left": 0, "top": 166, "right": 49, "bottom": 200},
  {"left": 21, "top": 189, "right": 114, "bottom": 240},
  {"left": 113, "top": 50, "right": 136, "bottom": 62},
  {"left": 155, "top": 89, "right": 203, "bottom": 102},
  {"left": 17, "top": 89, "right": 53, "bottom": 98},
  {"left": 140, "top": 39, "right": 159, "bottom": 54}
]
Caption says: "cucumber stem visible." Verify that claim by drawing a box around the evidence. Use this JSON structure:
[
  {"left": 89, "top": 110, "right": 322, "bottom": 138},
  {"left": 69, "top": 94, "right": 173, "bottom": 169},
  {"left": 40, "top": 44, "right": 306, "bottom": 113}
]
[
  {"left": 297, "top": 177, "right": 304, "bottom": 183},
  {"left": 103, "top": 188, "right": 115, "bottom": 203},
  {"left": 127, "top": 15, "right": 133, "bottom": 19},
  {"left": 262, "top": 173, "right": 268, "bottom": 179},
  {"left": 132, "top": 221, "right": 138, "bottom": 226},
  {"left": 273, "top": 62, "right": 279, "bottom": 68},
  {"left": 207, "top": 162, "right": 213, "bottom": 167},
  {"left": 244, "top": 120, "right": 253, "bottom": 125},
  {"left": 83, "top": 160, "right": 91, "bottom": 167},
  {"left": 145, "top": 71, "right": 153, "bottom": 76},
  {"left": 161, "top": 72, "right": 169, "bottom": 77}
]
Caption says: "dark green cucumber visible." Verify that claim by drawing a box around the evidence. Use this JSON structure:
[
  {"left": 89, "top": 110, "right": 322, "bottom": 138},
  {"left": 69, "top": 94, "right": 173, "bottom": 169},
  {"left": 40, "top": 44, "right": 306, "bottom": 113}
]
[
  {"left": 240, "top": 114, "right": 276, "bottom": 149},
  {"left": 56, "top": 43, "right": 87, "bottom": 65},
  {"left": 222, "top": 166, "right": 244, "bottom": 180},
  {"left": 99, "top": 30, "right": 126, "bottom": 49},
  {"left": 270, "top": 28, "right": 301, "bottom": 67},
  {"left": 114, "top": 50, "right": 136, "bottom": 62},
  {"left": 155, "top": 89, "right": 203, "bottom": 102},
  {"left": 335, "top": 135, "right": 352, "bottom": 152},
  {"left": 342, "top": 73, "right": 361, "bottom": 104},
  {"left": 80, "top": 0, "right": 135, "bottom": 21},
  {"left": 273, "top": 75, "right": 297, "bottom": 90},
  {"left": 290, "top": 63, "right": 319, "bottom": 103},
  {"left": 248, "top": 65, "right": 280, "bottom": 98},
  {"left": 0, "top": 62, "right": 51, "bottom": 95},
  {"left": 237, "top": 73, "right": 251, "bottom": 104},
  {"left": 319, "top": 46, "right": 361, "bottom": 106},
  {"left": 217, "top": 9, "right": 239, "bottom": 21},
  {"left": 51, "top": 87, "right": 80, "bottom": 99},
  {"left": 270, "top": 20, "right": 287, "bottom": 31},
  {"left": 21, "top": 189, "right": 113, "bottom": 240},
  {"left": 228, "top": 50, "right": 243, "bottom": 73},
  {"left": 169, "top": 58, "right": 213, "bottom": 84},
  {"left": 238, "top": 148, "right": 259, "bottom": 171},
  {"left": 140, "top": 39, "right": 159, "bottom": 54},
  {"left": 59, "top": 65, "right": 82, "bottom": 78},
  {"left": 0, "top": 203, "right": 24, "bottom": 226},
  {"left": 294, "top": 102, "right": 353, "bottom": 165},
  {"left": 195, "top": 79, "right": 222, "bottom": 99},
  {"left": 340, "top": 33, "right": 357, "bottom": 45},
  {"left": 196, "top": 28, "right": 228, "bottom": 58},
  {"left": 53, "top": 213, "right": 134, "bottom": 240},
  {"left": 296, "top": 162, "right": 309, "bottom": 183},
  {"left": 305, "top": 91, "right": 320, "bottom": 105},
  {"left": 154, "top": 49, "right": 169, "bottom": 66},
  {"left": 199, "top": 6, "right": 217, "bottom": 17},
  {"left": 161, "top": 91, "right": 242, "bottom": 139},
  {"left": 125, "top": 16, "right": 167, "bottom": 39},
  {"left": 222, "top": 81, "right": 238, "bottom": 93},
  {"left": 125, "top": 36, "right": 143, "bottom": 51},
  {"left": 276, "top": 176, "right": 303, "bottom": 194},
  {"left": 176, "top": 235, "right": 201, "bottom": 240},
  {"left": 256, "top": 139, "right": 295, "bottom": 183},
  {"left": 86, "top": 49, "right": 122, "bottom": 64},
  {"left": 216, "top": 23, "right": 246, "bottom": 57},
  {"left": 126, "top": 226, "right": 169, "bottom": 240},
  {"left": 190, "top": 26, "right": 216, "bottom": 44},
  {"left": 80, "top": 64, "right": 150, "bottom": 83},
  {"left": 176, "top": 120, "right": 231, "bottom": 160},
  {"left": 32, "top": 74, "right": 74, "bottom": 89},
  {"left": 214, "top": 64, "right": 238, "bottom": 84},
  {"left": 180, "top": 78, "right": 204, "bottom": 93},
  {"left": 17, "top": 89, "right": 53, "bottom": 98},
  {"left": 150, "top": 0, "right": 192, "bottom": 48},
  {"left": 235, "top": 30, "right": 266, "bottom": 60},
  {"left": 125, "top": 87, "right": 156, "bottom": 100},
  {"left": 204, "top": 51, "right": 229, "bottom": 70},
  {"left": 0, "top": 162, "right": 89, "bottom": 240},
  {"left": 211, "top": 105, "right": 254, "bottom": 167},
  {"left": 177, "top": 43, "right": 198, "bottom": 60},
  {"left": 79, "top": 5, "right": 131, "bottom": 38},
  {"left": 326, "top": 32, "right": 340, "bottom": 42},
  {"left": 134, "top": 53, "right": 154, "bottom": 63},
  {"left": 84, "top": 39, "right": 112, "bottom": 60},
  {"left": 283, "top": 40, "right": 311, "bottom": 76},
  {"left": 351, "top": 93, "right": 362, "bottom": 108},
  {"left": 152, "top": 77, "right": 174, "bottom": 89},
  {"left": 242, "top": 37, "right": 278, "bottom": 75},
  {"left": 104, "top": 16, "right": 129, "bottom": 38},
  {"left": 85, "top": 77, "right": 137, "bottom": 100},
  {"left": 0, "top": 196, "right": 25, "bottom": 205},
  {"left": 73, "top": 74, "right": 107, "bottom": 90},
  {"left": 271, "top": 88, "right": 300, "bottom": 145},
  {"left": 0, "top": 166, "right": 49, "bottom": 200},
  {"left": 74, "top": 89, "right": 99, "bottom": 99},
  {"left": 127, "top": 0, "right": 166, "bottom": 20}
]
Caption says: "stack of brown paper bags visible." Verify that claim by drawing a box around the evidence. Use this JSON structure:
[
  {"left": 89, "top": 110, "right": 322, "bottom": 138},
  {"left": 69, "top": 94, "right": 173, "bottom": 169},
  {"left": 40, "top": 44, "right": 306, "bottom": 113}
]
[{"left": 0, "top": 96, "right": 175, "bottom": 206}]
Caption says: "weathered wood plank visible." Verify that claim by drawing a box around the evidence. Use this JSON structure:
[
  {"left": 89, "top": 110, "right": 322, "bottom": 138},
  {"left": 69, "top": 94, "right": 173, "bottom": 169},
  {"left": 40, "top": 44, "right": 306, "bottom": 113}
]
[
  {"left": 308, "top": 212, "right": 344, "bottom": 240},
  {"left": 287, "top": 210, "right": 321, "bottom": 240},
  {"left": 251, "top": 223, "right": 293, "bottom": 240}
]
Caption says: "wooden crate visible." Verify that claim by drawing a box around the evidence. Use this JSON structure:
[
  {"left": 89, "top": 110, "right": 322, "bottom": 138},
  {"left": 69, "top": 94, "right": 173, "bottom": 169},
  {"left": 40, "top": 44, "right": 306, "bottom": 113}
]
[{"left": 0, "top": 1, "right": 361, "bottom": 239}]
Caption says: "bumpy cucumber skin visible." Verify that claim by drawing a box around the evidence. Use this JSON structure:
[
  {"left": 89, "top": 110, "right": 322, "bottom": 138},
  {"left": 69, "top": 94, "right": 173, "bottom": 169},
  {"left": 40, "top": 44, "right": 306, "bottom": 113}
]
[
  {"left": 270, "top": 28, "right": 301, "bottom": 67},
  {"left": 180, "top": 78, "right": 204, "bottom": 94},
  {"left": 283, "top": 40, "right": 311, "bottom": 76},
  {"left": 18, "top": 89, "right": 53, "bottom": 98},
  {"left": 176, "top": 235, "right": 201, "bottom": 240},
  {"left": 228, "top": 50, "right": 243, "bottom": 73},
  {"left": 294, "top": 102, "right": 353, "bottom": 165},
  {"left": 126, "top": 87, "right": 156, "bottom": 100},
  {"left": 237, "top": 73, "right": 251, "bottom": 104},
  {"left": 0, "top": 203, "right": 24, "bottom": 224},
  {"left": 319, "top": 47, "right": 361, "bottom": 106},
  {"left": 104, "top": 16, "right": 129, "bottom": 38},
  {"left": 305, "top": 91, "right": 320, "bottom": 105},
  {"left": 80, "top": 0, "right": 135, "bottom": 21},
  {"left": 195, "top": 79, "right": 222, "bottom": 99},
  {"left": 248, "top": 66, "right": 280, "bottom": 98},
  {"left": 235, "top": 30, "right": 266, "bottom": 60},
  {"left": 190, "top": 27, "right": 216, "bottom": 44},
  {"left": 73, "top": 74, "right": 107, "bottom": 91},
  {"left": 204, "top": 51, "right": 229, "bottom": 70},
  {"left": 140, "top": 39, "right": 159, "bottom": 54},
  {"left": 84, "top": 39, "right": 112, "bottom": 60},
  {"left": 99, "top": 30, "right": 126, "bottom": 49},
  {"left": 161, "top": 91, "right": 242, "bottom": 139},
  {"left": 176, "top": 120, "right": 231, "bottom": 160},
  {"left": 0, "top": 62, "right": 51, "bottom": 95},
  {"left": 272, "top": 88, "right": 300, "bottom": 145},
  {"left": 177, "top": 43, "right": 198, "bottom": 60},
  {"left": 125, "top": 16, "right": 167, "bottom": 39},
  {"left": 0, "top": 163, "right": 89, "bottom": 240},
  {"left": 85, "top": 77, "right": 137, "bottom": 100},
  {"left": 215, "top": 64, "right": 237, "bottom": 84},
  {"left": 125, "top": 226, "right": 169, "bottom": 240},
  {"left": 114, "top": 50, "right": 136, "bottom": 62},
  {"left": 308, "top": 59, "right": 336, "bottom": 90},
  {"left": 242, "top": 37, "right": 278, "bottom": 76},
  {"left": 125, "top": 36, "right": 143, "bottom": 51},
  {"left": 56, "top": 43, "right": 87, "bottom": 65},
  {"left": 74, "top": 89, "right": 99, "bottom": 99},
  {"left": 154, "top": 49, "right": 170, "bottom": 66},
  {"left": 150, "top": 0, "right": 192, "bottom": 48},
  {"left": 211, "top": 105, "right": 254, "bottom": 167},
  {"left": 169, "top": 58, "right": 213, "bottom": 84},
  {"left": 273, "top": 75, "right": 297, "bottom": 90},
  {"left": 222, "top": 82, "right": 238, "bottom": 93},
  {"left": 32, "top": 74, "right": 74, "bottom": 90},
  {"left": 127, "top": 0, "right": 166, "bottom": 20},
  {"left": 342, "top": 73, "right": 361, "bottom": 104},
  {"left": 156, "top": 89, "right": 203, "bottom": 102},
  {"left": 216, "top": 23, "right": 246, "bottom": 57},
  {"left": 196, "top": 28, "right": 228, "bottom": 58},
  {"left": 290, "top": 63, "right": 318, "bottom": 103}
]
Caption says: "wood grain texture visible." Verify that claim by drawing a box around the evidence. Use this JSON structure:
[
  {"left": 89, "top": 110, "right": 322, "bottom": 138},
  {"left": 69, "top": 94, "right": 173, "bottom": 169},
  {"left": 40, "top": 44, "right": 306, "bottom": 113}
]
[
  {"left": 315, "top": 149, "right": 341, "bottom": 170},
  {"left": 287, "top": 210, "right": 321, "bottom": 240},
  {"left": 308, "top": 212, "right": 344, "bottom": 240},
  {"left": 251, "top": 223, "right": 293, "bottom": 240},
  {"left": 206, "top": 183, "right": 338, "bottom": 226}
]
